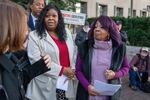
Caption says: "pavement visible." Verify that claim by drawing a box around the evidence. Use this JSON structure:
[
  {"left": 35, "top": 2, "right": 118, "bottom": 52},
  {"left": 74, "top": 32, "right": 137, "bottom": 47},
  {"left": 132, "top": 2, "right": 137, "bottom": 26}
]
[
  {"left": 121, "top": 46, "right": 150, "bottom": 100},
  {"left": 121, "top": 76, "right": 150, "bottom": 100}
]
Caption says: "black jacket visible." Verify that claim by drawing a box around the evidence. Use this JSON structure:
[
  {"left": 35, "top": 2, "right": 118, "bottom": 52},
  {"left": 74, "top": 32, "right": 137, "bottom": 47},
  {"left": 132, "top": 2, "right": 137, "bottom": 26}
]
[
  {"left": 76, "top": 40, "right": 126, "bottom": 100},
  {"left": 120, "top": 31, "right": 128, "bottom": 43},
  {"left": 0, "top": 50, "right": 50, "bottom": 100},
  {"left": 75, "top": 28, "right": 88, "bottom": 47}
]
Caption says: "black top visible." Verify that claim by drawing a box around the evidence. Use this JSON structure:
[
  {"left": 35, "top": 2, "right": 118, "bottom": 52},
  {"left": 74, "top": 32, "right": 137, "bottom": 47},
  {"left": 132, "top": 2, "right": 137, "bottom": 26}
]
[{"left": 0, "top": 50, "right": 50, "bottom": 100}]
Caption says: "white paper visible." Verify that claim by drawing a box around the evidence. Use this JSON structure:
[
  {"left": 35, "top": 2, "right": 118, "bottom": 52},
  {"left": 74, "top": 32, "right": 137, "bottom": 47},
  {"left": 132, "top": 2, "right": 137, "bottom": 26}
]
[
  {"left": 94, "top": 80, "right": 121, "bottom": 96},
  {"left": 56, "top": 75, "right": 69, "bottom": 91}
]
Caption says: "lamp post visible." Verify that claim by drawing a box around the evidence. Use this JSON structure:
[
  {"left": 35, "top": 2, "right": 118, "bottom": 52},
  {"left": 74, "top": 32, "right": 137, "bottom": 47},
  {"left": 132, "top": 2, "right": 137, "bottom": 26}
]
[
  {"left": 131, "top": 0, "right": 133, "bottom": 17},
  {"left": 147, "top": 6, "right": 150, "bottom": 17}
]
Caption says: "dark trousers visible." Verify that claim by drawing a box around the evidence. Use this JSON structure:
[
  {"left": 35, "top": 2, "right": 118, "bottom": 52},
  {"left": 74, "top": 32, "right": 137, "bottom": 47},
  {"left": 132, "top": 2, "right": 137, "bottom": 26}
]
[
  {"left": 129, "top": 69, "right": 148, "bottom": 87},
  {"left": 129, "top": 69, "right": 140, "bottom": 87}
]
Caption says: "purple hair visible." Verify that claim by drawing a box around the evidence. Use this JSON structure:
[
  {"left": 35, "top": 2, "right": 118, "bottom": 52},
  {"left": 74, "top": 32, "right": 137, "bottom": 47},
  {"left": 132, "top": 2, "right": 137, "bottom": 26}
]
[{"left": 88, "top": 16, "right": 121, "bottom": 47}]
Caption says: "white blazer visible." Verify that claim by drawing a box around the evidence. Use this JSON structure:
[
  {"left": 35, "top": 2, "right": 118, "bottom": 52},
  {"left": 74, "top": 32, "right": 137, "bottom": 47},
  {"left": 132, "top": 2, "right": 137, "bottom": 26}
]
[{"left": 26, "top": 29, "right": 77, "bottom": 100}]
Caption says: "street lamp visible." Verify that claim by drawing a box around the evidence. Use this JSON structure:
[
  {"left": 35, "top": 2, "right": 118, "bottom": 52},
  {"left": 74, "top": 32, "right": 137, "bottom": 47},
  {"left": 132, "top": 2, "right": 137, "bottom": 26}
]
[
  {"left": 147, "top": 5, "right": 150, "bottom": 17},
  {"left": 131, "top": 0, "right": 133, "bottom": 17}
]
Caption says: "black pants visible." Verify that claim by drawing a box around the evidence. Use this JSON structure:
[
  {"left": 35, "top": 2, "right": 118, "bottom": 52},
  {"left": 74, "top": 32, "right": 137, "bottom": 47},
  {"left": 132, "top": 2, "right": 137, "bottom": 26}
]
[
  {"left": 56, "top": 89, "right": 68, "bottom": 100},
  {"left": 129, "top": 69, "right": 148, "bottom": 87}
]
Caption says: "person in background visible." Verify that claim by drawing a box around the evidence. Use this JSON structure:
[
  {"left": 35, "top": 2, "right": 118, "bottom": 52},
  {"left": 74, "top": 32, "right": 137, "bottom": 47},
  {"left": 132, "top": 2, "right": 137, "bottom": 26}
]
[
  {"left": 115, "top": 20, "right": 129, "bottom": 45},
  {"left": 76, "top": 16, "right": 129, "bottom": 100},
  {"left": 28, "top": 0, "right": 45, "bottom": 31},
  {"left": 0, "top": 1, "right": 51, "bottom": 100},
  {"left": 129, "top": 47, "right": 150, "bottom": 90},
  {"left": 26, "top": 3, "right": 77, "bottom": 100},
  {"left": 75, "top": 21, "right": 90, "bottom": 47}
]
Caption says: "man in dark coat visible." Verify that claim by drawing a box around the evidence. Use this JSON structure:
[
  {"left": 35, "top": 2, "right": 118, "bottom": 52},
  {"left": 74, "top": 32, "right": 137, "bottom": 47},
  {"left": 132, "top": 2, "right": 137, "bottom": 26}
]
[
  {"left": 115, "top": 20, "right": 129, "bottom": 44},
  {"left": 75, "top": 21, "right": 90, "bottom": 47}
]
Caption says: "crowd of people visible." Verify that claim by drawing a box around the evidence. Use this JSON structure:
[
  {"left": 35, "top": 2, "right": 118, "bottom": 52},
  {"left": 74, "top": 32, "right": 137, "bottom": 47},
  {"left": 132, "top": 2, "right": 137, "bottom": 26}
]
[{"left": 0, "top": 0, "right": 150, "bottom": 100}]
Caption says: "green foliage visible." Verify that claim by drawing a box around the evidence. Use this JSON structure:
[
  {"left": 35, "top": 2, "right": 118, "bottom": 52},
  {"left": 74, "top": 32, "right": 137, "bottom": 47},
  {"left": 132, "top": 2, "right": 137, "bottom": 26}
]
[
  {"left": 127, "top": 29, "right": 150, "bottom": 47},
  {"left": 11, "top": 0, "right": 29, "bottom": 9},
  {"left": 48, "top": 0, "right": 80, "bottom": 11},
  {"left": 11, "top": 0, "right": 80, "bottom": 11},
  {"left": 87, "top": 17, "right": 96, "bottom": 25},
  {"left": 87, "top": 17, "right": 150, "bottom": 47}
]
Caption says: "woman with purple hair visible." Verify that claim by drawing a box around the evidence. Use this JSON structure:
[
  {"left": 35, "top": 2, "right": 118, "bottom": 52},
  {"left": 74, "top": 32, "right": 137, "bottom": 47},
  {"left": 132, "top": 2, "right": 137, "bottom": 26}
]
[{"left": 75, "top": 16, "right": 130, "bottom": 100}]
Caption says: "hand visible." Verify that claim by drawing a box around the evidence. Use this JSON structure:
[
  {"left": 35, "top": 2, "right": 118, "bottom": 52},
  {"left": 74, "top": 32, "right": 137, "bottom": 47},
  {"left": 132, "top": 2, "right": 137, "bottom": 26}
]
[
  {"left": 63, "top": 67, "right": 75, "bottom": 79},
  {"left": 88, "top": 85, "right": 100, "bottom": 96},
  {"left": 105, "top": 69, "right": 115, "bottom": 80},
  {"left": 41, "top": 54, "right": 51, "bottom": 69},
  {"left": 70, "top": 69, "right": 76, "bottom": 80},
  {"left": 132, "top": 66, "right": 138, "bottom": 71}
]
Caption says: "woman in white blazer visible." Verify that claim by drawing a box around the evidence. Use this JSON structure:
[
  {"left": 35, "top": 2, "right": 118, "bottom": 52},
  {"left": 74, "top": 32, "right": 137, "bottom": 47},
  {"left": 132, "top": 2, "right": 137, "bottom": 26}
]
[{"left": 26, "top": 3, "right": 77, "bottom": 100}]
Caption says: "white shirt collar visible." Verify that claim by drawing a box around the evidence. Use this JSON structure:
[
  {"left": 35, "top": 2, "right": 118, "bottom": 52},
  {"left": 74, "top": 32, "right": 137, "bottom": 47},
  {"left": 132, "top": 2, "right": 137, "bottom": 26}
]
[{"left": 31, "top": 13, "right": 37, "bottom": 26}]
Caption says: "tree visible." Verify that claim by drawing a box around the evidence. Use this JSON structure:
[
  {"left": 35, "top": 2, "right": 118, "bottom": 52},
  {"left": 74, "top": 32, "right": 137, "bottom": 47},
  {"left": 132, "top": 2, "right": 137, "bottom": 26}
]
[
  {"left": 48, "top": 0, "right": 80, "bottom": 11},
  {"left": 11, "top": 0, "right": 29, "bottom": 9},
  {"left": 11, "top": 0, "right": 80, "bottom": 11}
]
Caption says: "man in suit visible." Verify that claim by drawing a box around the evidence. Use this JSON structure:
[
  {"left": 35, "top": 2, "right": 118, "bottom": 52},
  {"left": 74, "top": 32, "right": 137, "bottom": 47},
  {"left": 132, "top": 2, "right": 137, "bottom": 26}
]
[{"left": 28, "top": 0, "right": 45, "bottom": 31}]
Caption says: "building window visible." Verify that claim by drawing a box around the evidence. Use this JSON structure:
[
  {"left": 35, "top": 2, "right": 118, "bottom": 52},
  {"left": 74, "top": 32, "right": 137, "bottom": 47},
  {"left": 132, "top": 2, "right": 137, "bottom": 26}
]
[
  {"left": 75, "top": 2, "right": 87, "bottom": 14},
  {"left": 147, "top": 5, "right": 150, "bottom": 17},
  {"left": 116, "top": 7, "right": 123, "bottom": 17},
  {"left": 133, "top": 10, "right": 136, "bottom": 17},
  {"left": 128, "top": 8, "right": 136, "bottom": 17},
  {"left": 140, "top": 11, "right": 147, "bottom": 17},
  {"left": 81, "top": 2, "right": 87, "bottom": 14},
  {"left": 96, "top": 3, "right": 107, "bottom": 16},
  {"left": 147, "top": 5, "right": 150, "bottom": 11}
]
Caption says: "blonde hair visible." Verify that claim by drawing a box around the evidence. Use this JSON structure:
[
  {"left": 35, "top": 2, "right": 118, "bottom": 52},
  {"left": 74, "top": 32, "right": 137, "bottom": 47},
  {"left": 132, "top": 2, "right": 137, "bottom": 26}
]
[{"left": 0, "top": 1, "right": 27, "bottom": 53}]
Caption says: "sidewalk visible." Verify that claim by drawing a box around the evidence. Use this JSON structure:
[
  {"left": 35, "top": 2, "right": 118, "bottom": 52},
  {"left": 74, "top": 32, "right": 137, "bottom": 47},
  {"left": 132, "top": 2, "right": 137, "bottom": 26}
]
[{"left": 121, "top": 76, "right": 150, "bottom": 100}]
